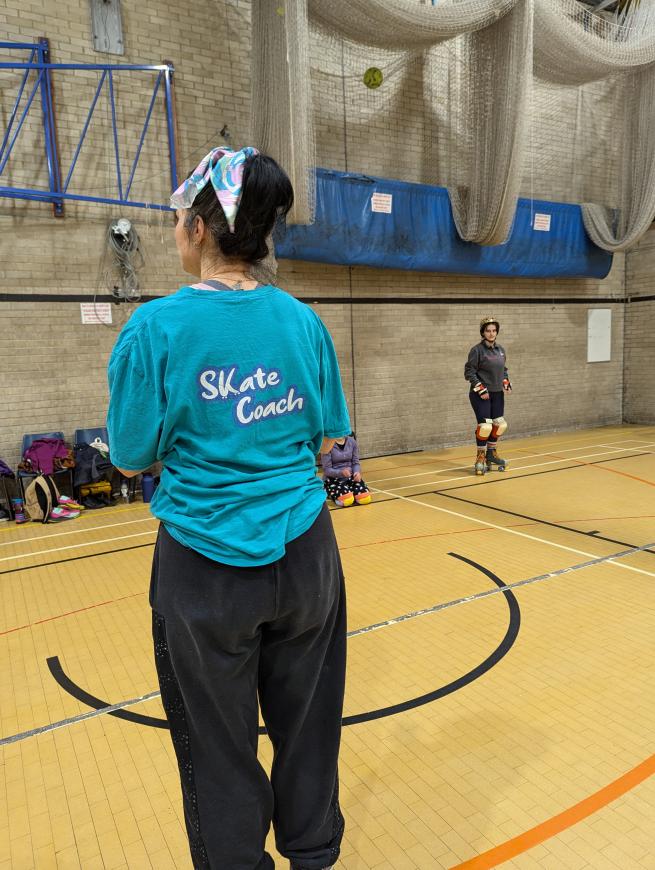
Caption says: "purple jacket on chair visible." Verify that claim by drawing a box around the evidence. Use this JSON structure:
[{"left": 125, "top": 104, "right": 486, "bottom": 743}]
[{"left": 22, "top": 438, "right": 70, "bottom": 475}]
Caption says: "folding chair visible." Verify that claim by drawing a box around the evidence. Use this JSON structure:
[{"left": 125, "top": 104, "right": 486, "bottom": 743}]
[{"left": 73, "top": 426, "right": 135, "bottom": 502}]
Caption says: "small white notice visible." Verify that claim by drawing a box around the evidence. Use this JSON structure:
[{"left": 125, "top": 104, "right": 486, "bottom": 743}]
[
  {"left": 81, "top": 302, "right": 112, "bottom": 324},
  {"left": 533, "top": 213, "right": 551, "bottom": 232},
  {"left": 371, "top": 192, "right": 392, "bottom": 214},
  {"left": 587, "top": 308, "right": 611, "bottom": 363}
]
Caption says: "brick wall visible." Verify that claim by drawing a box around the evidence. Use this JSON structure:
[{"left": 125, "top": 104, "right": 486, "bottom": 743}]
[
  {"left": 0, "top": 1, "right": 640, "bottom": 471},
  {"left": 279, "top": 257, "right": 626, "bottom": 458}
]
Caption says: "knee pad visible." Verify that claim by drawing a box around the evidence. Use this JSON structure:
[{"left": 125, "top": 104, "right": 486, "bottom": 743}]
[
  {"left": 476, "top": 418, "right": 493, "bottom": 439},
  {"left": 492, "top": 416, "right": 508, "bottom": 436}
]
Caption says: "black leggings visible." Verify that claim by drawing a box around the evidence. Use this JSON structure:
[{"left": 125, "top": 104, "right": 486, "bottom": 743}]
[
  {"left": 150, "top": 505, "right": 346, "bottom": 870},
  {"left": 323, "top": 475, "right": 369, "bottom": 502},
  {"left": 469, "top": 390, "right": 505, "bottom": 449}
]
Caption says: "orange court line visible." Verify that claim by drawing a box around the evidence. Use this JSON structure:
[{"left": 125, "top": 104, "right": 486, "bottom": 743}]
[{"left": 451, "top": 751, "right": 655, "bottom": 869}]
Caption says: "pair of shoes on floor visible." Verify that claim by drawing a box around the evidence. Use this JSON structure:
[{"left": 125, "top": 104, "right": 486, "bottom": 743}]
[
  {"left": 81, "top": 494, "right": 112, "bottom": 509},
  {"left": 50, "top": 506, "right": 80, "bottom": 521},
  {"left": 334, "top": 490, "right": 372, "bottom": 508},
  {"left": 58, "top": 495, "right": 84, "bottom": 511}
]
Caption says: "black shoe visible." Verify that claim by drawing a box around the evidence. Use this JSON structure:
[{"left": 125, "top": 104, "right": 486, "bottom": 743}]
[{"left": 0, "top": 507, "right": 9, "bottom": 522}]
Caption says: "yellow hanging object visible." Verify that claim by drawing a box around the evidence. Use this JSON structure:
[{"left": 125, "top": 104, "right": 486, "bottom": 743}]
[{"left": 363, "top": 67, "right": 383, "bottom": 89}]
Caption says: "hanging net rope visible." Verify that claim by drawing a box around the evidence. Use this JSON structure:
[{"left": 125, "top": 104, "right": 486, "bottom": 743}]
[{"left": 251, "top": 0, "right": 655, "bottom": 252}]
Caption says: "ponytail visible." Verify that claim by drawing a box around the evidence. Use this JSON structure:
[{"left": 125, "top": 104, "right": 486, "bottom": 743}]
[{"left": 185, "top": 153, "right": 293, "bottom": 265}]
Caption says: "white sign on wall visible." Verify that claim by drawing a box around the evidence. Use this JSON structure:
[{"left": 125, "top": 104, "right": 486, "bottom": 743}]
[
  {"left": 533, "top": 213, "right": 551, "bottom": 232},
  {"left": 80, "top": 302, "right": 112, "bottom": 324},
  {"left": 587, "top": 308, "right": 611, "bottom": 363},
  {"left": 371, "top": 193, "right": 393, "bottom": 214}
]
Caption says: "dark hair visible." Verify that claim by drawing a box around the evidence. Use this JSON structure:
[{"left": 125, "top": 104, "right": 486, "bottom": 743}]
[{"left": 184, "top": 153, "right": 294, "bottom": 264}]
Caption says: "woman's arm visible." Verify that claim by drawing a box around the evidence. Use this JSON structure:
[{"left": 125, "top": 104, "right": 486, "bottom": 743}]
[
  {"left": 115, "top": 467, "right": 144, "bottom": 478},
  {"left": 464, "top": 345, "right": 481, "bottom": 387},
  {"left": 320, "top": 446, "right": 338, "bottom": 477},
  {"left": 350, "top": 438, "right": 361, "bottom": 475},
  {"left": 321, "top": 437, "right": 336, "bottom": 454}
]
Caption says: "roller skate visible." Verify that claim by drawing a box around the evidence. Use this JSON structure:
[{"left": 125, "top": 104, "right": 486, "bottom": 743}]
[
  {"left": 486, "top": 448, "right": 507, "bottom": 472},
  {"left": 474, "top": 449, "right": 487, "bottom": 476}
]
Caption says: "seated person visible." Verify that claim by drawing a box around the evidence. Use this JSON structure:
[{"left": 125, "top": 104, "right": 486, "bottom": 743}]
[{"left": 321, "top": 433, "right": 372, "bottom": 507}]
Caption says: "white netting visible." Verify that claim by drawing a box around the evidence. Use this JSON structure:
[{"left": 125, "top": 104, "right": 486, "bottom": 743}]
[
  {"left": 251, "top": 0, "right": 655, "bottom": 252},
  {"left": 251, "top": 0, "right": 315, "bottom": 225},
  {"left": 534, "top": 0, "right": 655, "bottom": 251}
]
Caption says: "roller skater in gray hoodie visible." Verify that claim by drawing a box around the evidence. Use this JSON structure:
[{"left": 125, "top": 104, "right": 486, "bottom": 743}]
[{"left": 464, "top": 317, "right": 512, "bottom": 475}]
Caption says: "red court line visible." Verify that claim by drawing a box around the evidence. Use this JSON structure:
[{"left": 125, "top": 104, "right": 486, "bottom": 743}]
[
  {"left": 451, "top": 752, "right": 655, "bottom": 869},
  {"left": 4, "top": 511, "right": 655, "bottom": 636},
  {"left": 0, "top": 590, "right": 146, "bottom": 637},
  {"left": 339, "top": 521, "right": 541, "bottom": 551},
  {"left": 544, "top": 452, "right": 655, "bottom": 487}
]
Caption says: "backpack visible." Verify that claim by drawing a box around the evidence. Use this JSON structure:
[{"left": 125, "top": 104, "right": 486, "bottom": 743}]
[{"left": 24, "top": 474, "right": 60, "bottom": 523}]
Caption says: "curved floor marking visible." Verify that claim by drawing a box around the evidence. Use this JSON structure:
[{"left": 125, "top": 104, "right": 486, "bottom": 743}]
[
  {"left": 451, "top": 752, "right": 655, "bottom": 869},
  {"left": 340, "top": 553, "right": 520, "bottom": 726},
  {"left": 47, "top": 656, "right": 167, "bottom": 729},
  {"left": 38, "top": 553, "right": 520, "bottom": 738}
]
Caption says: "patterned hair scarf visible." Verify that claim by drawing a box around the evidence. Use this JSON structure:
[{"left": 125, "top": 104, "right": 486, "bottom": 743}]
[{"left": 170, "top": 146, "right": 259, "bottom": 232}]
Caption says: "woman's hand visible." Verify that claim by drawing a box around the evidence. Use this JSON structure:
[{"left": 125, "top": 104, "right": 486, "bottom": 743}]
[
  {"left": 341, "top": 468, "right": 352, "bottom": 478},
  {"left": 353, "top": 472, "right": 362, "bottom": 482}
]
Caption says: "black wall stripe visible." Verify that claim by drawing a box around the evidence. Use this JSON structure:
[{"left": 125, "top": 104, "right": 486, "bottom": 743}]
[{"left": 0, "top": 293, "right": 645, "bottom": 305}]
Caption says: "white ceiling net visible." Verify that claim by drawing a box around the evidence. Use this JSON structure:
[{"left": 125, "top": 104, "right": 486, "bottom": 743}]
[{"left": 252, "top": 0, "right": 655, "bottom": 252}]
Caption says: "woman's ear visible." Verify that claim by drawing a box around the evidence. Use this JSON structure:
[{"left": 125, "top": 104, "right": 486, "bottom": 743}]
[{"left": 192, "top": 214, "right": 206, "bottom": 246}]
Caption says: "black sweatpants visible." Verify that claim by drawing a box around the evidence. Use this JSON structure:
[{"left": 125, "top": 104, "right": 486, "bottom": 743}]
[{"left": 150, "top": 505, "right": 346, "bottom": 870}]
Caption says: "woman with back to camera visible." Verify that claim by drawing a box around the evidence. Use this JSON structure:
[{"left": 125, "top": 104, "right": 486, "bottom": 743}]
[
  {"left": 464, "top": 316, "right": 512, "bottom": 476},
  {"left": 107, "top": 147, "right": 350, "bottom": 870}
]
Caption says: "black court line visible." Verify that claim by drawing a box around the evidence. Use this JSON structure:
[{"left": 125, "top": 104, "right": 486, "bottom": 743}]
[
  {"left": 361, "top": 451, "right": 655, "bottom": 556},
  {"left": 47, "top": 657, "right": 167, "bottom": 729},
  {"left": 2, "top": 452, "right": 650, "bottom": 575},
  {"left": 0, "top": 542, "right": 156, "bottom": 576},
  {"left": 363, "top": 450, "right": 650, "bottom": 509},
  {"left": 434, "top": 490, "right": 655, "bottom": 555},
  {"left": 34, "top": 554, "right": 519, "bottom": 739},
  {"left": 340, "top": 553, "right": 520, "bottom": 726},
  {"left": 440, "top": 451, "right": 652, "bottom": 493}
]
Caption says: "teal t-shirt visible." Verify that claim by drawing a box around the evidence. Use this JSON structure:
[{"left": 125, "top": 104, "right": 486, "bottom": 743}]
[{"left": 107, "top": 285, "right": 351, "bottom": 566}]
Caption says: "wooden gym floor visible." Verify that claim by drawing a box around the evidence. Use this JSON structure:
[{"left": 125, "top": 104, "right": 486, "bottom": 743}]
[{"left": 1, "top": 423, "right": 654, "bottom": 869}]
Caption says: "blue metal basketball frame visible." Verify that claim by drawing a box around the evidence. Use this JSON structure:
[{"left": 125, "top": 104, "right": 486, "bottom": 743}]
[{"left": 0, "top": 39, "right": 177, "bottom": 214}]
